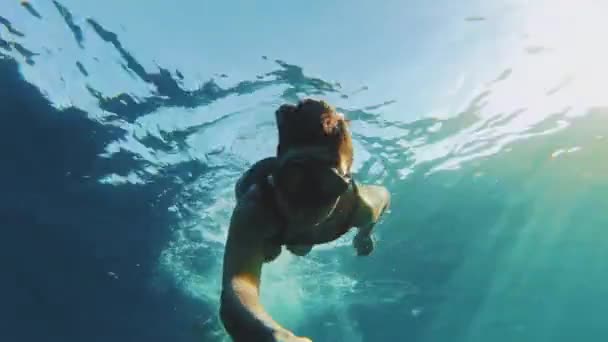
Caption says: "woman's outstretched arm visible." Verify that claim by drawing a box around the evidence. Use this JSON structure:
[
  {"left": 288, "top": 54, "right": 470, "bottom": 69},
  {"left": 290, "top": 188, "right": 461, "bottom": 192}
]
[{"left": 220, "top": 200, "right": 311, "bottom": 342}]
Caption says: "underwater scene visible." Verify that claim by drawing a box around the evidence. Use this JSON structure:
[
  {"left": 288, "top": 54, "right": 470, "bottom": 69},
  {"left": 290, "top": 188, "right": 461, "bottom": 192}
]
[{"left": 1, "top": 1, "right": 607, "bottom": 341}]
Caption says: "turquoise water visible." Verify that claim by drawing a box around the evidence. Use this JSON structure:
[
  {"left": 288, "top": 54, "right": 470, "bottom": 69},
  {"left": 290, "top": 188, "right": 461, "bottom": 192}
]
[{"left": 2, "top": 1, "right": 607, "bottom": 341}]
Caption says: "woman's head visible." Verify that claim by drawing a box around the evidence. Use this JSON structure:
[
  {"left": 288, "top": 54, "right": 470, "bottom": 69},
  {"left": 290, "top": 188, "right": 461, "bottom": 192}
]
[
  {"left": 275, "top": 99, "right": 353, "bottom": 174},
  {"left": 273, "top": 99, "right": 354, "bottom": 208}
]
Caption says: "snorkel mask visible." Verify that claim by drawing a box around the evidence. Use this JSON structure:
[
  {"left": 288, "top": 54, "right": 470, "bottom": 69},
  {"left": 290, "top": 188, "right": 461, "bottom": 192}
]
[{"left": 273, "top": 147, "right": 352, "bottom": 207}]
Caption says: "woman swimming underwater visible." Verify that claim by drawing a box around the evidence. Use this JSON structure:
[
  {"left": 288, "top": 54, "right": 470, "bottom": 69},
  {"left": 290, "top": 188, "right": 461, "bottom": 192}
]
[{"left": 220, "top": 99, "right": 390, "bottom": 342}]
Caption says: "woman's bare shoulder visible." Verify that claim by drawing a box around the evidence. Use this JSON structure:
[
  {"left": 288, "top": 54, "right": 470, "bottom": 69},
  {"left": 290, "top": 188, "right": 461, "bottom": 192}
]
[
  {"left": 234, "top": 158, "right": 277, "bottom": 202},
  {"left": 228, "top": 185, "right": 285, "bottom": 263},
  {"left": 352, "top": 183, "right": 390, "bottom": 227},
  {"left": 230, "top": 182, "right": 281, "bottom": 241}
]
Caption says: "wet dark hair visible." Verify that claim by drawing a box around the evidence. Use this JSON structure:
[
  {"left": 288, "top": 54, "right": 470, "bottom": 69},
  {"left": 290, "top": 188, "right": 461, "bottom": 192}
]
[
  {"left": 275, "top": 99, "right": 353, "bottom": 170},
  {"left": 273, "top": 99, "right": 353, "bottom": 206}
]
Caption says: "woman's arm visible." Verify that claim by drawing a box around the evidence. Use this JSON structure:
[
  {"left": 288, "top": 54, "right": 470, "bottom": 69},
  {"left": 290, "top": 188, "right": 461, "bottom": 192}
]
[
  {"left": 351, "top": 184, "right": 390, "bottom": 255},
  {"left": 220, "top": 201, "right": 311, "bottom": 342},
  {"left": 353, "top": 185, "right": 390, "bottom": 231}
]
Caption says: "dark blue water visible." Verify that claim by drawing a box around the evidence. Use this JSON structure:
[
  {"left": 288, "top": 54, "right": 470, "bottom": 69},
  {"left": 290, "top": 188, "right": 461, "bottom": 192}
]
[
  {"left": 2, "top": 4, "right": 228, "bottom": 340},
  {"left": 0, "top": 55, "right": 202, "bottom": 341}
]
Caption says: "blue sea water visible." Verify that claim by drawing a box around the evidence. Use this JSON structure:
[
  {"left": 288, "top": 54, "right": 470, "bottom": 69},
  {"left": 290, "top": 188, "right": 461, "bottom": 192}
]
[{"left": 2, "top": 1, "right": 608, "bottom": 342}]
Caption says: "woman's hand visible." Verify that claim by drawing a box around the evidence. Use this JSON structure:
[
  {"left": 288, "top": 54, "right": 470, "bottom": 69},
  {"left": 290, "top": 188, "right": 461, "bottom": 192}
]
[
  {"left": 288, "top": 336, "right": 313, "bottom": 342},
  {"left": 274, "top": 329, "right": 313, "bottom": 342},
  {"left": 353, "top": 232, "right": 374, "bottom": 256}
]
